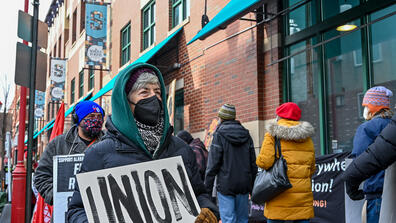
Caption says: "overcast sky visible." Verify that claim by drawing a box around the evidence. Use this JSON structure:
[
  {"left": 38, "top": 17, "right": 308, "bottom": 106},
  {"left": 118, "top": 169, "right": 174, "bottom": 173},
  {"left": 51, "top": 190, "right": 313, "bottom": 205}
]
[{"left": 0, "top": 0, "right": 51, "bottom": 109}]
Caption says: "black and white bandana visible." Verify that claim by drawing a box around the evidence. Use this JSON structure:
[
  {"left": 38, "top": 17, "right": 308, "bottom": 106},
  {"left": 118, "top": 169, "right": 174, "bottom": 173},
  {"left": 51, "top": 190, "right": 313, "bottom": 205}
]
[{"left": 135, "top": 116, "right": 164, "bottom": 153}]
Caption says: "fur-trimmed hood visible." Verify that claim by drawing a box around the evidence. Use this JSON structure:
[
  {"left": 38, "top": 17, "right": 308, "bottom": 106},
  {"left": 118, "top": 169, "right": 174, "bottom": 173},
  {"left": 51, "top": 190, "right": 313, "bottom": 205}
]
[{"left": 267, "top": 118, "right": 314, "bottom": 141}]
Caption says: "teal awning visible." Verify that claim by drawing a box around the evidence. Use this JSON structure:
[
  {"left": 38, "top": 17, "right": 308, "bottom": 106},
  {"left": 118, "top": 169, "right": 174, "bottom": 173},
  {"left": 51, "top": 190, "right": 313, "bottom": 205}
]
[
  {"left": 33, "top": 27, "right": 183, "bottom": 140},
  {"left": 89, "top": 27, "right": 183, "bottom": 102},
  {"left": 187, "top": 0, "right": 264, "bottom": 45}
]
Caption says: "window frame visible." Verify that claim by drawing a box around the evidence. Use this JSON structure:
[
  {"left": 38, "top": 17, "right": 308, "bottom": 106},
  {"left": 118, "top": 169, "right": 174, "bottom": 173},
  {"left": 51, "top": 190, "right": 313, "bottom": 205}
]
[
  {"left": 172, "top": 0, "right": 188, "bottom": 28},
  {"left": 71, "top": 78, "right": 75, "bottom": 104},
  {"left": 282, "top": 0, "right": 396, "bottom": 155},
  {"left": 88, "top": 67, "right": 95, "bottom": 90},
  {"left": 72, "top": 9, "right": 77, "bottom": 44},
  {"left": 120, "top": 23, "right": 131, "bottom": 66},
  {"left": 142, "top": 1, "right": 156, "bottom": 50},
  {"left": 80, "top": 1, "right": 86, "bottom": 34},
  {"left": 79, "top": 70, "right": 84, "bottom": 98}
]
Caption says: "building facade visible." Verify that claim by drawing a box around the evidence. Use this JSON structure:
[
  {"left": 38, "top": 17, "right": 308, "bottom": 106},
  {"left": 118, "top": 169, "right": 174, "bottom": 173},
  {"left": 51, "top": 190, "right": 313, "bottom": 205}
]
[{"left": 32, "top": 0, "right": 396, "bottom": 156}]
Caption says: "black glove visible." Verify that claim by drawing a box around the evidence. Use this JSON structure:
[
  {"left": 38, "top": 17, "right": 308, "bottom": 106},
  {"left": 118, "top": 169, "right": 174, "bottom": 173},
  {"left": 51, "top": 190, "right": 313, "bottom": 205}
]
[{"left": 345, "top": 181, "right": 364, "bottom": 201}]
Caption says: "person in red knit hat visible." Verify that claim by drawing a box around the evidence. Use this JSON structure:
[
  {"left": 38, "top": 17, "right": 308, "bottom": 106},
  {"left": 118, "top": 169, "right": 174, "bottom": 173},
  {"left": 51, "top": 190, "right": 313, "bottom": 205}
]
[{"left": 256, "top": 102, "right": 316, "bottom": 223}]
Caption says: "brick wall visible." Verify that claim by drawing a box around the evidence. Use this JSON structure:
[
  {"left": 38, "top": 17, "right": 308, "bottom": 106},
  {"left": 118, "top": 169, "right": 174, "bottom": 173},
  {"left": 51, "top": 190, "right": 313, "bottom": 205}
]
[{"left": 109, "top": 0, "right": 284, "bottom": 137}]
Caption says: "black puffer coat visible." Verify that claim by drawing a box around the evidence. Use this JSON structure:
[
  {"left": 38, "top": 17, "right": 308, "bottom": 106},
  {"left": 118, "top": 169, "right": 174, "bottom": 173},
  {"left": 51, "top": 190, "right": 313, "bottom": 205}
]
[
  {"left": 67, "top": 117, "right": 219, "bottom": 223},
  {"left": 205, "top": 120, "right": 258, "bottom": 196},
  {"left": 344, "top": 114, "right": 396, "bottom": 188}
]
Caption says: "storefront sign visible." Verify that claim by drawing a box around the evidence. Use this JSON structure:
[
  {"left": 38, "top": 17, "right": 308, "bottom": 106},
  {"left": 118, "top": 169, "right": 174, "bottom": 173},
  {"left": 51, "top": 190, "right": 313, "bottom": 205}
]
[
  {"left": 85, "top": 3, "right": 107, "bottom": 67},
  {"left": 53, "top": 154, "right": 85, "bottom": 223},
  {"left": 77, "top": 156, "right": 200, "bottom": 223},
  {"left": 50, "top": 58, "right": 66, "bottom": 101}
]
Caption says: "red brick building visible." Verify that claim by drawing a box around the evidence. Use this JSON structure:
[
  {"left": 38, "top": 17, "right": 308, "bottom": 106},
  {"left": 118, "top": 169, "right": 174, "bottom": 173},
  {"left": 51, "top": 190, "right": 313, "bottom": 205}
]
[
  {"left": 32, "top": 0, "right": 396, "bottom": 155},
  {"left": 107, "top": 0, "right": 282, "bottom": 152}
]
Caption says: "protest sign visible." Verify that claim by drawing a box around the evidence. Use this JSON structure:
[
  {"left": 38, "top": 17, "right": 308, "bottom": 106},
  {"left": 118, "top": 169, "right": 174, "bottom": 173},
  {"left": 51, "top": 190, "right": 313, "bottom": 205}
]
[
  {"left": 53, "top": 154, "right": 85, "bottom": 222},
  {"left": 311, "top": 152, "right": 350, "bottom": 223},
  {"left": 77, "top": 156, "right": 200, "bottom": 223}
]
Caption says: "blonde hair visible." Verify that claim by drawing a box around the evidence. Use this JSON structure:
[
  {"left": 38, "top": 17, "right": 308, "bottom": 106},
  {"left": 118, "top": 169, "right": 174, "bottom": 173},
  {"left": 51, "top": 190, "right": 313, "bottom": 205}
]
[{"left": 366, "top": 108, "right": 394, "bottom": 120}]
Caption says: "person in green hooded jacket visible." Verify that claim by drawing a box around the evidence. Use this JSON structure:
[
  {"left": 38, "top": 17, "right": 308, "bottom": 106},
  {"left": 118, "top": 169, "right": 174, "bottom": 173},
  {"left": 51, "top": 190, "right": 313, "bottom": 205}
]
[{"left": 67, "top": 63, "right": 219, "bottom": 223}]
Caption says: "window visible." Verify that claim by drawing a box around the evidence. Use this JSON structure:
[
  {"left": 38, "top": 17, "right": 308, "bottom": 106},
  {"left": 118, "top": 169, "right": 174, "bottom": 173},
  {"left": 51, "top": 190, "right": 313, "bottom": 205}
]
[
  {"left": 173, "top": 90, "right": 184, "bottom": 134},
  {"left": 47, "top": 103, "right": 50, "bottom": 121},
  {"left": 143, "top": 1, "right": 155, "bottom": 50},
  {"left": 58, "top": 35, "right": 62, "bottom": 57},
  {"left": 370, "top": 5, "right": 396, "bottom": 111},
  {"left": 288, "top": 39, "right": 321, "bottom": 155},
  {"left": 172, "top": 0, "right": 189, "bottom": 28},
  {"left": 79, "top": 70, "right": 84, "bottom": 98},
  {"left": 80, "top": 1, "right": 86, "bottom": 33},
  {"left": 71, "top": 78, "right": 75, "bottom": 104},
  {"left": 88, "top": 67, "right": 95, "bottom": 90},
  {"left": 64, "top": 16, "right": 70, "bottom": 44},
  {"left": 287, "top": 0, "right": 318, "bottom": 35},
  {"left": 120, "top": 23, "right": 131, "bottom": 66},
  {"left": 283, "top": 1, "right": 396, "bottom": 155},
  {"left": 72, "top": 9, "right": 77, "bottom": 44}
]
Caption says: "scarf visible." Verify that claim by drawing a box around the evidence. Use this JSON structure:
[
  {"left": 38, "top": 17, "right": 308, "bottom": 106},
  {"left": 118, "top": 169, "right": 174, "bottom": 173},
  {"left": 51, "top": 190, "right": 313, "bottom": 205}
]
[{"left": 135, "top": 117, "right": 164, "bottom": 153}]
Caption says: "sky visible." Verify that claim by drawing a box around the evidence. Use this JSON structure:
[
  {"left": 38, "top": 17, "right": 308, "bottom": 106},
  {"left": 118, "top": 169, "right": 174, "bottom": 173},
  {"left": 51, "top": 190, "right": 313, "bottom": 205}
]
[{"left": 0, "top": 0, "right": 51, "bottom": 110}]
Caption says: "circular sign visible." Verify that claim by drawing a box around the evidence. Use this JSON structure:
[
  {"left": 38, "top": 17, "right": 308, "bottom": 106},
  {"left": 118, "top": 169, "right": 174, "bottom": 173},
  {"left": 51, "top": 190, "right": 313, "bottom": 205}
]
[
  {"left": 50, "top": 63, "right": 66, "bottom": 83},
  {"left": 87, "top": 45, "right": 104, "bottom": 62},
  {"left": 51, "top": 87, "right": 64, "bottom": 99},
  {"left": 35, "top": 107, "right": 44, "bottom": 118}
]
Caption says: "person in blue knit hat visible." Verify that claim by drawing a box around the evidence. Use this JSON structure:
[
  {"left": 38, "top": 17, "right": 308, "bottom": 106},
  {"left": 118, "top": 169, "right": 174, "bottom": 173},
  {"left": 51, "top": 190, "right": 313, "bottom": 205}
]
[
  {"left": 348, "top": 86, "right": 393, "bottom": 223},
  {"left": 34, "top": 101, "right": 105, "bottom": 210}
]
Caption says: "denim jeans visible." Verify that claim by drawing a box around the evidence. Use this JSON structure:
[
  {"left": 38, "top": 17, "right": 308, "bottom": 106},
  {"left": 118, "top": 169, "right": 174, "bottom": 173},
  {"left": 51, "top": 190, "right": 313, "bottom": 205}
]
[
  {"left": 367, "top": 198, "right": 381, "bottom": 223},
  {"left": 217, "top": 192, "right": 249, "bottom": 223},
  {"left": 267, "top": 220, "right": 310, "bottom": 223}
]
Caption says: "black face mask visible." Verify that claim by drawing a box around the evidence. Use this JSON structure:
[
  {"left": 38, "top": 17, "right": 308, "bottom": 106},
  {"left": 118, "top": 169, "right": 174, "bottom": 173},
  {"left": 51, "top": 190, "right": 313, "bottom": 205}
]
[{"left": 130, "top": 95, "right": 162, "bottom": 126}]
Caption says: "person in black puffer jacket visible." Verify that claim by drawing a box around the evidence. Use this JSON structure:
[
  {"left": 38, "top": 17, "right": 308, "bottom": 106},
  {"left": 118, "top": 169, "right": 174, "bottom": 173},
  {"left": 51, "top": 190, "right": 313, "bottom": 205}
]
[
  {"left": 344, "top": 112, "right": 396, "bottom": 202},
  {"left": 67, "top": 63, "right": 219, "bottom": 223},
  {"left": 205, "top": 104, "right": 258, "bottom": 223}
]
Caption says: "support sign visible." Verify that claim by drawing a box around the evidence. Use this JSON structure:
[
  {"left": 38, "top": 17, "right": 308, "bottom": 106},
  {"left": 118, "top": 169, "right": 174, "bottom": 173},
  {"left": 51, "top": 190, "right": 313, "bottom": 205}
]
[
  {"left": 77, "top": 156, "right": 200, "bottom": 223},
  {"left": 53, "top": 154, "right": 84, "bottom": 222}
]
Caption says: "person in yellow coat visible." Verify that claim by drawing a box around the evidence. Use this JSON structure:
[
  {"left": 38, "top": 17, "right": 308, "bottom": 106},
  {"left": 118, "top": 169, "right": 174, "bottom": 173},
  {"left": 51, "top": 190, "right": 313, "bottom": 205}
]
[{"left": 256, "top": 102, "right": 316, "bottom": 223}]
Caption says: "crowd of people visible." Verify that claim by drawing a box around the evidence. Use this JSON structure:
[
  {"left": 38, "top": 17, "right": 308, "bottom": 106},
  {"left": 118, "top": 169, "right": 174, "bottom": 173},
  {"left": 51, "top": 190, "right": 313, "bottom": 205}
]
[{"left": 32, "top": 62, "right": 396, "bottom": 223}]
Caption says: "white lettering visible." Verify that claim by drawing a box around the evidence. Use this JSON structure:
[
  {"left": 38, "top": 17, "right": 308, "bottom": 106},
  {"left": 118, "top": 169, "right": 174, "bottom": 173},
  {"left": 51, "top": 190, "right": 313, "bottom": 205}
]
[
  {"left": 69, "top": 178, "right": 76, "bottom": 190},
  {"left": 74, "top": 163, "right": 82, "bottom": 175},
  {"left": 316, "top": 158, "right": 346, "bottom": 175}
]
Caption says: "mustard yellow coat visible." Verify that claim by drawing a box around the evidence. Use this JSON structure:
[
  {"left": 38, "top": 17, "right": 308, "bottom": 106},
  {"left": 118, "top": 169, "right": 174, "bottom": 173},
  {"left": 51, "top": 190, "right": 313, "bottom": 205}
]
[{"left": 256, "top": 119, "right": 316, "bottom": 220}]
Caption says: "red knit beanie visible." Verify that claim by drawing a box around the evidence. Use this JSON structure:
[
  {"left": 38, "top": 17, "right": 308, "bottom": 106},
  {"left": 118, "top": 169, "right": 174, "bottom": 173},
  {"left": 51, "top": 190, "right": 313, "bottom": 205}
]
[{"left": 276, "top": 102, "right": 301, "bottom": 121}]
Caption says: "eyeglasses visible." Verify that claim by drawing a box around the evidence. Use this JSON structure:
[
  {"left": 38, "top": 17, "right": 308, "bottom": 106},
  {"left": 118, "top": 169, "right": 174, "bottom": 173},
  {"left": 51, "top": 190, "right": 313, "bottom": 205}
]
[{"left": 84, "top": 113, "right": 102, "bottom": 120}]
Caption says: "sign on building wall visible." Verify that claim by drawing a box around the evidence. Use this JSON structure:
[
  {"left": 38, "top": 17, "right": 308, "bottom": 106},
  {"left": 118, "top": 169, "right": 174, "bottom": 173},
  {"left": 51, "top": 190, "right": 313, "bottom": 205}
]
[
  {"left": 35, "top": 90, "right": 45, "bottom": 118},
  {"left": 167, "top": 79, "right": 176, "bottom": 126},
  {"left": 53, "top": 154, "right": 85, "bottom": 223},
  {"left": 50, "top": 58, "right": 66, "bottom": 101},
  {"left": 77, "top": 156, "right": 200, "bottom": 223},
  {"left": 85, "top": 3, "right": 107, "bottom": 67}
]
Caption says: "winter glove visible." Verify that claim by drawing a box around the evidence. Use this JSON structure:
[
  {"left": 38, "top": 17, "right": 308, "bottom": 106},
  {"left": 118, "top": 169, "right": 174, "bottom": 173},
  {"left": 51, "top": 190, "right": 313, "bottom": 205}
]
[
  {"left": 345, "top": 181, "right": 364, "bottom": 201},
  {"left": 194, "top": 208, "right": 218, "bottom": 223}
]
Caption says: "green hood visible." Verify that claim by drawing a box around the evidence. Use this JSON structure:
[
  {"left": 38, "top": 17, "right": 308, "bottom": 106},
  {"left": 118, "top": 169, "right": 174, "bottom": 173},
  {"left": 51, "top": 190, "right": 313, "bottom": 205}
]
[{"left": 111, "top": 62, "right": 170, "bottom": 157}]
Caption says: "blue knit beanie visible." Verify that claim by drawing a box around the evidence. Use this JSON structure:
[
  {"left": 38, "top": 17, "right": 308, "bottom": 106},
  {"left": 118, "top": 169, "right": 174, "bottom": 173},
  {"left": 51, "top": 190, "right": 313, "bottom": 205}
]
[{"left": 75, "top": 101, "right": 104, "bottom": 124}]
